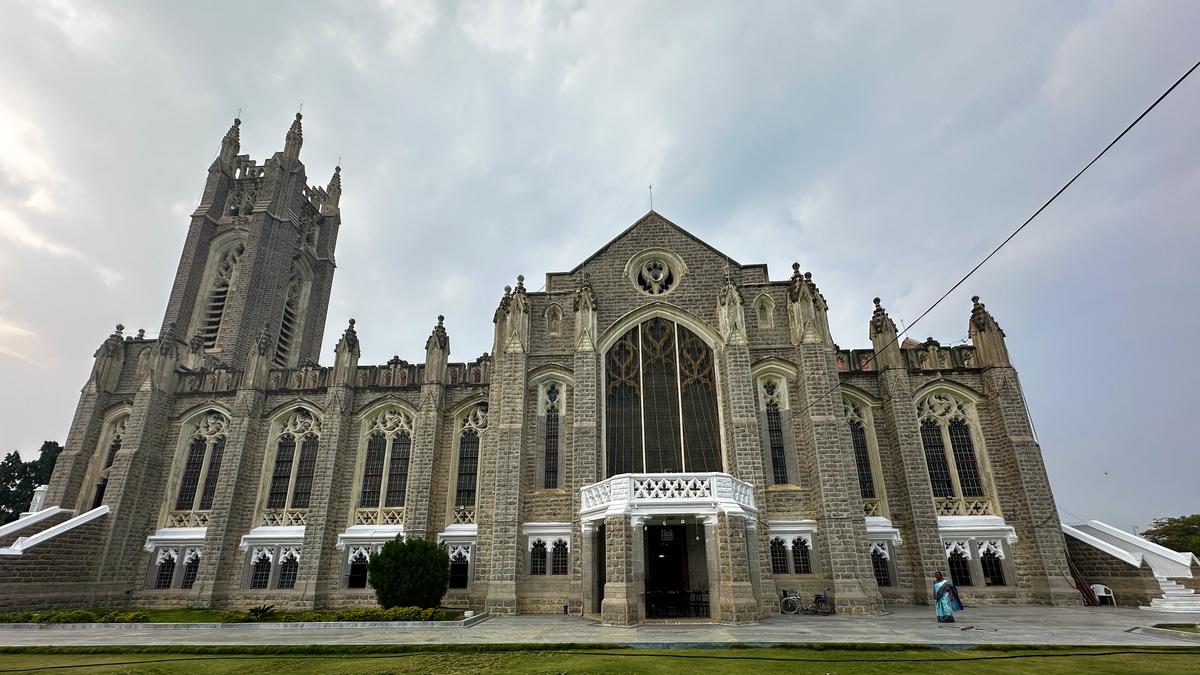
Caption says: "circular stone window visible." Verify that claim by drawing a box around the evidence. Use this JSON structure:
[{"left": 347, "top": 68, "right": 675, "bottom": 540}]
[{"left": 626, "top": 248, "right": 687, "bottom": 297}]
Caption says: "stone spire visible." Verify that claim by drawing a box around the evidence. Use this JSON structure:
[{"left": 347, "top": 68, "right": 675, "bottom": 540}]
[
  {"left": 868, "top": 298, "right": 903, "bottom": 370},
  {"left": 716, "top": 267, "right": 747, "bottom": 344},
  {"left": 787, "top": 263, "right": 833, "bottom": 346},
  {"left": 505, "top": 275, "right": 531, "bottom": 353},
  {"left": 573, "top": 273, "right": 597, "bottom": 351},
  {"left": 424, "top": 315, "right": 449, "bottom": 384},
  {"left": 968, "top": 295, "right": 1011, "bottom": 368},
  {"left": 219, "top": 117, "right": 241, "bottom": 168},
  {"left": 283, "top": 112, "right": 303, "bottom": 161},
  {"left": 332, "top": 318, "right": 360, "bottom": 386},
  {"left": 326, "top": 165, "right": 342, "bottom": 208}
]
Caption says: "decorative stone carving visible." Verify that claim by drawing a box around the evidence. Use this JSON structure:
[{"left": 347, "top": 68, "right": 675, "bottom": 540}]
[
  {"left": 716, "top": 268, "right": 747, "bottom": 345},
  {"left": 573, "top": 273, "right": 598, "bottom": 351},
  {"left": 944, "top": 540, "right": 972, "bottom": 559},
  {"left": 868, "top": 541, "right": 890, "bottom": 560}
]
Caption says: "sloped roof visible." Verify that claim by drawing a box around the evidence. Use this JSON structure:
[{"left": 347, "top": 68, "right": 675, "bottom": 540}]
[{"left": 562, "top": 210, "right": 742, "bottom": 275}]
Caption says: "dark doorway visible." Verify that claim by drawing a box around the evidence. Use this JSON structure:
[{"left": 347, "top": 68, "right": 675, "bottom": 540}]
[
  {"left": 645, "top": 524, "right": 709, "bottom": 618},
  {"left": 90, "top": 479, "right": 107, "bottom": 510},
  {"left": 594, "top": 523, "right": 606, "bottom": 614}
]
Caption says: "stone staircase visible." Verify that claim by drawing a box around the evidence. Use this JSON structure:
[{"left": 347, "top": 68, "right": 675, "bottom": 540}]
[{"left": 1145, "top": 576, "right": 1200, "bottom": 613}]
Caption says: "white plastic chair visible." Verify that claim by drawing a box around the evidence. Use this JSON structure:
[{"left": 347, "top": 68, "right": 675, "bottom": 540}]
[{"left": 1090, "top": 584, "right": 1115, "bottom": 606}]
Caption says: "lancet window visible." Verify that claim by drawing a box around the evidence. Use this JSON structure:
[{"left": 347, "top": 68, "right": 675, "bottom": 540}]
[
  {"left": 917, "top": 391, "right": 991, "bottom": 506},
  {"left": 200, "top": 242, "right": 244, "bottom": 349},
  {"left": 273, "top": 273, "right": 305, "bottom": 368},
  {"left": 173, "top": 412, "right": 228, "bottom": 515},
  {"left": 538, "top": 382, "right": 565, "bottom": 490},
  {"left": 356, "top": 407, "right": 413, "bottom": 525},
  {"left": 604, "top": 318, "right": 721, "bottom": 476},
  {"left": 265, "top": 409, "right": 321, "bottom": 516},
  {"left": 453, "top": 404, "right": 487, "bottom": 518},
  {"left": 757, "top": 375, "right": 794, "bottom": 485},
  {"left": 87, "top": 413, "right": 128, "bottom": 511}
]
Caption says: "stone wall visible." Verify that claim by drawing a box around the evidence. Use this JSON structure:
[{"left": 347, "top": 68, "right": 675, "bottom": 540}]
[{"left": 1064, "top": 534, "right": 1158, "bottom": 607}]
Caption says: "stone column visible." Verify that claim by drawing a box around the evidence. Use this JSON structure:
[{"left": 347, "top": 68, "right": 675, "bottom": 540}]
[
  {"left": 600, "top": 514, "right": 639, "bottom": 625},
  {"left": 94, "top": 332, "right": 184, "bottom": 598},
  {"left": 970, "top": 297, "right": 1078, "bottom": 605},
  {"left": 870, "top": 299, "right": 946, "bottom": 603},
  {"left": 569, "top": 275, "right": 600, "bottom": 615},
  {"left": 297, "top": 320, "right": 359, "bottom": 608},
  {"left": 191, "top": 332, "right": 273, "bottom": 604},
  {"left": 45, "top": 326, "right": 126, "bottom": 510},
  {"left": 482, "top": 277, "right": 531, "bottom": 614},
  {"left": 714, "top": 512, "right": 758, "bottom": 624},
  {"left": 789, "top": 268, "right": 881, "bottom": 613},
  {"left": 405, "top": 317, "right": 449, "bottom": 541}
]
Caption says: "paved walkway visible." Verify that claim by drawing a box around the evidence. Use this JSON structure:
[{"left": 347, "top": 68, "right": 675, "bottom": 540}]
[{"left": 0, "top": 606, "right": 1196, "bottom": 647}]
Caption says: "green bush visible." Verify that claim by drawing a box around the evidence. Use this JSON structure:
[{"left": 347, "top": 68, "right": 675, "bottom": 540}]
[
  {"left": 247, "top": 604, "right": 276, "bottom": 622},
  {"left": 367, "top": 537, "right": 449, "bottom": 609},
  {"left": 0, "top": 612, "right": 35, "bottom": 623},
  {"left": 35, "top": 610, "right": 98, "bottom": 624},
  {"left": 219, "top": 611, "right": 252, "bottom": 623},
  {"left": 331, "top": 606, "right": 453, "bottom": 622},
  {"left": 290, "top": 611, "right": 327, "bottom": 623},
  {"left": 98, "top": 611, "right": 149, "bottom": 623}
]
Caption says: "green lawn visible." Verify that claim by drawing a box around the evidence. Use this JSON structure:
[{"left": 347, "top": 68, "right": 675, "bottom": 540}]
[
  {"left": 1156, "top": 623, "right": 1200, "bottom": 634},
  {"left": 0, "top": 647, "right": 1197, "bottom": 674}
]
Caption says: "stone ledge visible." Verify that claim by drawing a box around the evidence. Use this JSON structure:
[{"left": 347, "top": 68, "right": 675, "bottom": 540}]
[{"left": 0, "top": 613, "right": 490, "bottom": 631}]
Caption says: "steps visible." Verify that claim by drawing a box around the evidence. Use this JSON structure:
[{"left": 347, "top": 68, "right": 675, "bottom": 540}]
[{"left": 1144, "top": 576, "right": 1200, "bottom": 613}]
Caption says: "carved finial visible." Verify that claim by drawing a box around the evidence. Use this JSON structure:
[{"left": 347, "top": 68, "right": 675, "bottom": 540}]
[
  {"left": 515, "top": 275, "right": 526, "bottom": 292},
  {"left": 792, "top": 262, "right": 800, "bottom": 274},
  {"left": 968, "top": 294, "right": 1009, "bottom": 366},
  {"left": 504, "top": 285, "right": 512, "bottom": 295},
  {"left": 874, "top": 297, "right": 881, "bottom": 308},
  {"left": 283, "top": 112, "right": 303, "bottom": 160},
  {"left": 114, "top": 324, "right": 124, "bottom": 335},
  {"left": 437, "top": 314, "right": 444, "bottom": 325},
  {"left": 136, "top": 328, "right": 145, "bottom": 340},
  {"left": 426, "top": 313, "right": 449, "bottom": 351},
  {"left": 326, "top": 165, "right": 342, "bottom": 207}
]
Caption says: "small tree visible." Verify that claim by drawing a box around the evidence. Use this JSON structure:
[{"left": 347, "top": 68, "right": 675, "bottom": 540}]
[
  {"left": 367, "top": 537, "right": 449, "bottom": 609},
  {"left": 1142, "top": 514, "right": 1200, "bottom": 558}
]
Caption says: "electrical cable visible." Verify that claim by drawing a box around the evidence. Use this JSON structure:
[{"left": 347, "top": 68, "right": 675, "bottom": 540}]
[{"left": 793, "top": 57, "right": 1200, "bottom": 418}]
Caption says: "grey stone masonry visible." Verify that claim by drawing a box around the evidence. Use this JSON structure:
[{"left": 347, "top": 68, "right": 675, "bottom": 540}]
[
  {"left": 714, "top": 512, "right": 759, "bottom": 624},
  {"left": 600, "top": 515, "right": 638, "bottom": 625}
]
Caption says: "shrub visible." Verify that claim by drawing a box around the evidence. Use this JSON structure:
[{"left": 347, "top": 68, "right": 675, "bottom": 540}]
[
  {"left": 329, "top": 606, "right": 453, "bottom": 622},
  {"left": 0, "top": 612, "right": 35, "bottom": 623},
  {"left": 35, "top": 610, "right": 98, "bottom": 624},
  {"left": 367, "top": 537, "right": 449, "bottom": 609},
  {"left": 291, "top": 611, "right": 327, "bottom": 623},
  {"left": 98, "top": 611, "right": 149, "bottom": 623},
  {"left": 219, "top": 611, "right": 253, "bottom": 623},
  {"left": 247, "top": 604, "right": 276, "bottom": 622}
]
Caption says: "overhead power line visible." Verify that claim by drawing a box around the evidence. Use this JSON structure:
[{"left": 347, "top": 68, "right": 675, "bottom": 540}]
[{"left": 795, "top": 57, "right": 1200, "bottom": 416}]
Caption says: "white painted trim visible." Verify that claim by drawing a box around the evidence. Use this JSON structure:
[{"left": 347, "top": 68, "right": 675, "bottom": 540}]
[
  {"left": 335, "top": 524, "right": 405, "bottom": 552},
  {"left": 522, "top": 522, "right": 572, "bottom": 550},
  {"left": 1074, "top": 520, "right": 1197, "bottom": 577},
  {"left": 238, "top": 525, "right": 305, "bottom": 552},
  {"left": 0, "top": 506, "right": 108, "bottom": 556},
  {"left": 437, "top": 523, "right": 478, "bottom": 545},
  {"left": 0, "top": 507, "right": 72, "bottom": 539},
  {"left": 937, "top": 515, "right": 1017, "bottom": 544},
  {"left": 865, "top": 516, "right": 902, "bottom": 545},
  {"left": 144, "top": 527, "right": 207, "bottom": 552},
  {"left": 766, "top": 519, "right": 818, "bottom": 542}
]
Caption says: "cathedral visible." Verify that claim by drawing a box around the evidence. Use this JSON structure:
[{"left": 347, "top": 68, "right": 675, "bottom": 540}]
[{"left": 0, "top": 114, "right": 1083, "bottom": 623}]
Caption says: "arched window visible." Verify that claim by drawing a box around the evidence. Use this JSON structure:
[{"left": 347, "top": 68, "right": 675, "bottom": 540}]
[
  {"left": 769, "top": 537, "right": 788, "bottom": 575},
  {"left": 918, "top": 391, "right": 990, "bottom": 507},
  {"left": 945, "top": 541, "right": 973, "bottom": 587},
  {"left": 180, "top": 549, "right": 201, "bottom": 590},
  {"left": 448, "top": 546, "right": 470, "bottom": 589},
  {"left": 453, "top": 405, "right": 487, "bottom": 521},
  {"left": 274, "top": 273, "right": 306, "bottom": 368},
  {"left": 540, "top": 382, "right": 563, "bottom": 490},
  {"left": 979, "top": 541, "right": 1007, "bottom": 586},
  {"left": 265, "top": 409, "right": 321, "bottom": 518},
  {"left": 356, "top": 407, "right": 413, "bottom": 525},
  {"left": 277, "top": 548, "right": 300, "bottom": 589},
  {"left": 545, "top": 304, "right": 563, "bottom": 336},
  {"left": 791, "top": 537, "right": 812, "bottom": 574},
  {"left": 154, "top": 549, "right": 177, "bottom": 589},
  {"left": 604, "top": 318, "right": 720, "bottom": 476},
  {"left": 529, "top": 540, "right": 548, "bottom": 576},
  {"left": 173, "top": 412, "right": 228, "bottom": 513},
  {"left": 87, "top": 413, "right": 128, "bottom": 511},
  {"left": 200, "top": 242, "right": 245, "bottom": 349},
  {"left": 347, "top": 549, "right": 370, "bottom": 589},
  {"left": 551, "top": 539, "right": 569, "bottom": 575},
  {"left": 249, "top": 549, "right": 272, "bottom": 589},
  {"left": 870, "top": 545, "right": 892, "bottom": 587},
  {"left": 754, "top": 294, "right": 775, "bottom": 328},
  {"left": 758, "top": 376, "right": 791, "bottom": 485},
  {"left": 843, "top": 400, "right": 876, "bottom": 500}
]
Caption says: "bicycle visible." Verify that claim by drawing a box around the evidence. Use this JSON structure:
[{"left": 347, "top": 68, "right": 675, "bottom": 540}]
[{"left": 780, "top": 588, "right": 834, "bottom": 616}]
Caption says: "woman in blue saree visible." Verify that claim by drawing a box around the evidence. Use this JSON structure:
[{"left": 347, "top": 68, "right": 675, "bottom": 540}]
[{"left": 933, "top": 571, "right": 962, "bottom": 623}]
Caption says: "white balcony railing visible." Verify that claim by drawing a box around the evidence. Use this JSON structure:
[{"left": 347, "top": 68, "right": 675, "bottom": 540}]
[{"left": 580, "top": 472, "right": 756, "bottom": 521}]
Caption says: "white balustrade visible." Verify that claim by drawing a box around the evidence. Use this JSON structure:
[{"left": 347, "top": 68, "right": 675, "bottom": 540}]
[{"left": 580, "top": 473, "right": 756, "bottom": 521}]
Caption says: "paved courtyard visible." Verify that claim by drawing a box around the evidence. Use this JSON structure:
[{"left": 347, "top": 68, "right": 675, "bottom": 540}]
[{"left": 0, "top": 606, "right": 1197, "bottom": 647}]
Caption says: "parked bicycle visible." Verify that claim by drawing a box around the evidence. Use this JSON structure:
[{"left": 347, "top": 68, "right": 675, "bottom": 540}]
[{"left": 779, "top": 588, "right": 835, "bottom": 616}]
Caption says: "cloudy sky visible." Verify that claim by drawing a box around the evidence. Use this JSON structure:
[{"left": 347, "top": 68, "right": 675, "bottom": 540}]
[{"left": 1, "top": 1, "right": 1196, "bottom": 531}]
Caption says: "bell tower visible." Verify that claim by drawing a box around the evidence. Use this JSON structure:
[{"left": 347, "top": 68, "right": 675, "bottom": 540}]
[{"left": 159, "top": 113, "right": 341, "bottom": 370}]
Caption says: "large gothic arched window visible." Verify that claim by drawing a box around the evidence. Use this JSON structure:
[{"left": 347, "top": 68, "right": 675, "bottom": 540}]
[
  {"left": 355, "top": 407, "right": 413, "bottom": 526},
  {"left": 917, "top": 390, "right": 993, "bottom": 516},
  {"left": 200, "top": 242, "right": 245, "bottom": 349},
  {"left": 171, "top": 411, "right": 228, "bottom": 521},
  {"left": 605, "top": 318, "right": 721, "bottom": 476}
]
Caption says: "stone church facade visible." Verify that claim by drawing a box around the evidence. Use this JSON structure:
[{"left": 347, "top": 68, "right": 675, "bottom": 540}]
[{"left": 0, "top": 116, "right": 1081, "bottom": 623}]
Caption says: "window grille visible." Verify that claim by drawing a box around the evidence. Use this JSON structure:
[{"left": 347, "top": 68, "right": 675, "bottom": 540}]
[
  {"left": 604, "top": 320, "right": 721, "bottom": 477},
  {"left": 201, "top": 244, "right": 243, "bottom": 349},
  {"left": 449, "top": 550, "right": 470, "bottom": 589},
  {"left": 871, "top": 550, "right": 892, "bottom": 587},
  {"left": 359, "top": 434, "right": 386, "bottom": 508},
  {"left": 267, "top": 435, "right": 296, "bottom": 509},
  {"left": 250, "top": 558, "right": 272, "bottom": 589},
  {"left": 154, "top": 557, "right": 176, "bottom": 589},
  {"left": 277, "top": 555, "right": 299, "bottom": 589},
  {"left": 455, "top": 430, "right": 479, "bottom": 506},
  {"left": 770, "top": 538, "right": 789, "bottom": 575},
  {"left": 289, "top": 435, "right": 319, "bottom": 508},
  {"left": 529, "top": 540, "right": 548, "bottom": 576},
  {"left": 384, "top": 433, "right": 411, "bottom": 507},
  {"left": 197, "top": 436, "right": 225, "bottom": 510},
  {"left": 544, "top": 385, "right": 560, "bottom": 489},
  {"left": 791, "top": 538, "right": 812, "bottom": 574},
  {"left": 948, "top": 552, "right": 972, "bottom": 587},
  {"left": 981, "top": 551, "right": 1006, "bottom": 586},
  {"left": 103, "top": 436, "right": 121, "bottom": 470},
  {"left": 766, "top": 404, "right": 788, "bottom": 485},
  {"left": 551, "top": 540, "right": 569, "bottom": 575},
  {"left": 849, "top": 420, "right": 876, "bottom": 499},
  {"left": 180, "top": 558, "right": 199, "bottom": 590},
  {"left": 921, "top": 420, "right": 955, "bottom": 498},
  {"left": 175, "top": 437, "right": 207, "bottom": 511},
  {"left": 948, "top": 420, "right": 984, "bottom": 497},
  {"left": 273, "top": 275, "right": 303, "bottom": 368}
]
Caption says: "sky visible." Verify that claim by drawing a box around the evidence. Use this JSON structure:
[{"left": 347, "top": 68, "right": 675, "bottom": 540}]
[{"left": 0, "top": 1, "right": 1196, "bottom": 532}]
